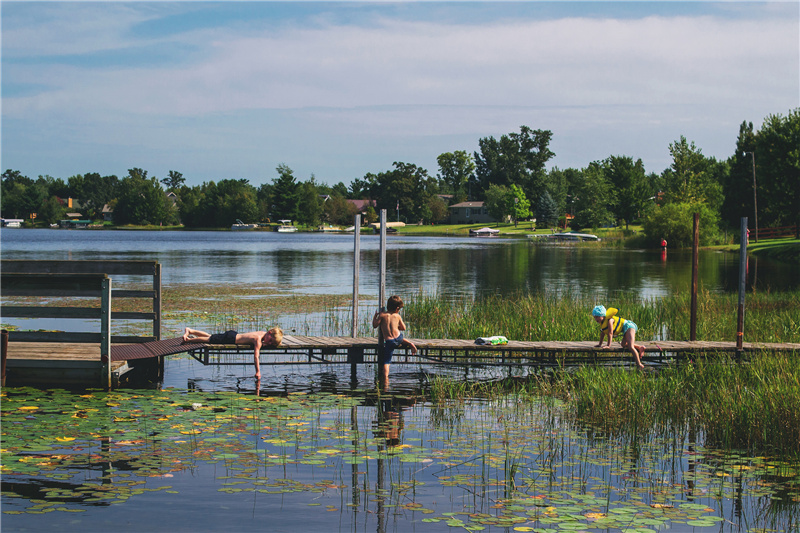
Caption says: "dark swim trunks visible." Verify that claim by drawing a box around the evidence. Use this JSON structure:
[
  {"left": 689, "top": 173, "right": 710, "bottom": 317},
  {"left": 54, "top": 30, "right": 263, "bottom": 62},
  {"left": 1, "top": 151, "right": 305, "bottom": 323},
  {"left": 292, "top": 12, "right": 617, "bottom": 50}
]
[
  {"left": 209, "top": 330, "right": 238, "bottom": 345},
  {"left": 381, "top": 332, "right": 404, "bottom": 364}
]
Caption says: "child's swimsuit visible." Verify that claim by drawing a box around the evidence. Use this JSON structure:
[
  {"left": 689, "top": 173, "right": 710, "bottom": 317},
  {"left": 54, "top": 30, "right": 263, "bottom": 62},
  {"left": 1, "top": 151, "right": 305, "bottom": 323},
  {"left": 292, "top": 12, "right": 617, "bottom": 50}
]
[
  {"left": 622, "top": 321, "right": 638, "bottom": 333},
  {"left": 381, "top": 332, "right": 404, "bottom": 364},
  {"left": 209, "top": 330, "right": 237, "bottom": 344}
]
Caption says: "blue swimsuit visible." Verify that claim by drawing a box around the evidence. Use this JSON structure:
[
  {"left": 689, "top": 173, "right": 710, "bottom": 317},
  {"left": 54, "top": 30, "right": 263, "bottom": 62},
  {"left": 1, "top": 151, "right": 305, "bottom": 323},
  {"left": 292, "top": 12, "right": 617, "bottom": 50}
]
[{"left": 381, "top": 332, "right": 404, "bottom": 364}]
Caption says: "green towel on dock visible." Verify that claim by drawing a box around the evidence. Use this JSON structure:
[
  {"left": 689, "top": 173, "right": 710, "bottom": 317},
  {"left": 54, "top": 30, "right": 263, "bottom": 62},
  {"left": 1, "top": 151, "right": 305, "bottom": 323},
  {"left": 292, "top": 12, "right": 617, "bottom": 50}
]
[{"left": 475, "top": 336, "right": 508, "bottom": 345}]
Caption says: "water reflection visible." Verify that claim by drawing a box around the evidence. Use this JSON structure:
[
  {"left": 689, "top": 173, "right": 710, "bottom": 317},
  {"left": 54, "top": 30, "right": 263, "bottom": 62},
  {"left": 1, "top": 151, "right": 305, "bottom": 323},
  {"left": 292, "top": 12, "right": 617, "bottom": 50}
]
[{"left": 2, "top": 230, "right": 796, "bottom": 301}]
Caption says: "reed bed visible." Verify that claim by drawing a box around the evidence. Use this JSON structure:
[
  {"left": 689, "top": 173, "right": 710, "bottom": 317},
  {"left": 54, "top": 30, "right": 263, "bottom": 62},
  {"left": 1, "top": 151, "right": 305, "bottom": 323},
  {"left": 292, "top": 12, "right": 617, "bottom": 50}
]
[{"left": 402, "top": 289, "right": 800, "bottom": 344}]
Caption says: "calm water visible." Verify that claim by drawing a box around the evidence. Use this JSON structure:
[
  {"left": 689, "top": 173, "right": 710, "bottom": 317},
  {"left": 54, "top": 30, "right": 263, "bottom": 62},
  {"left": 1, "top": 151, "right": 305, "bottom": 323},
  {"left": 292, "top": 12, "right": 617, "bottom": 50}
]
[
  {"left": 1, "top": 228, "right": 796, "bottom": 299},
  {"left": 2, "top": 229, "right": 799, "bottom": 532}
]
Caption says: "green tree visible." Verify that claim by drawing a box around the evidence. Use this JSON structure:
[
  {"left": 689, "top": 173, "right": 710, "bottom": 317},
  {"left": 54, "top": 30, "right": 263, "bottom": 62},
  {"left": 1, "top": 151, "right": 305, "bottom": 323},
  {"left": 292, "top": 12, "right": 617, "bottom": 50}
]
[
  {"left": 509, "top": 184, "right": 531, "bottom": 226},
  {"left": 474, "top": 126, "right": 554, "bottom": 203},
  {"left": 642, "top": 201, "right": 721, "bottom": 247},
  {"left": 78, "top": 172, "right": 118, "bottom": 219},
  {"left": 114, "top": 169, "right": 173, "bottom": 225},
  {"left": 39, "top": 195, "right": 67, "bottom": 224},
  {"left": 425, "top": 195, "right": 450, "bottom": 224},
  {"left": 367, "top": 162, "right": 437, "bottom": 223},
  {"left": 572, "top": 163, "right": 614, "bottom": 230},
  {"left": 661, "top": 137, "right": 723, "bottom": 211},
  {"left": 535, "top": 190, "right": 558, "bottom": 228},
  {"left": 214, "top": 179, "right": 258, "bottom": 226},
  {"left": 271, "top": 164, "right": 300, "bottom": 221},
  {"left": 437, "top": 150, "right": 475, "bottom": 202},
  {"left": 721, "top": 121, "right": 758, "bottom": 230},
  {"left": 296, "top": 180, "right": 322, "bottom": 226},
  {"left": 161, "top": 170, "right": 185, "bottom": 191},
  {"left": 322, "top": 194, "right": 357, "bottom": 226},
  {"left": 753, "top": 109, "right": 800, "bottom": 235},
  {"left": 484, "top": 184, "right": 510, "bottom": 223},
  {"left": 603, "top": 155, "right": 651, "bottom": 228}
]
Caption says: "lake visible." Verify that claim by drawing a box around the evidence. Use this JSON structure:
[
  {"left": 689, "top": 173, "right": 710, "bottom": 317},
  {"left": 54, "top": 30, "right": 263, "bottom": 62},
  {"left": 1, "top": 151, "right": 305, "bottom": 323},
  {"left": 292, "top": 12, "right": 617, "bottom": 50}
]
[
  {"left": 2, "top": 228, "right": 796, "bottom": 299},
  {"left": 2, "top": 229, "right": 799, "bottom": 532}
]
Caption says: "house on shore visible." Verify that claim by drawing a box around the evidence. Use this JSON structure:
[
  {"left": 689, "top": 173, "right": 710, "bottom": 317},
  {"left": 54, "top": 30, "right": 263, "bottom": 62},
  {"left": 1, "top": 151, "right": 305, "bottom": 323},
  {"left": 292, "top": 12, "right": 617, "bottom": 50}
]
[{"left": 448, "top": 201, "right": 495, "bottom": 225}]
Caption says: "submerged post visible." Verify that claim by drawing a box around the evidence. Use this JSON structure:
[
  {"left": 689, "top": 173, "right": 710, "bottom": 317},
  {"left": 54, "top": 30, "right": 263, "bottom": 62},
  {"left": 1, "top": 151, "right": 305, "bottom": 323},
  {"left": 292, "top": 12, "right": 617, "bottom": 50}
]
[
  {"left": 690, "top": 212, "right": 699, "bottom": 341},
  {"left": 736, "top": 217, "right": 748, "bottom": 350},
  {"left": 352, "top": 214, "right": 361, "bottom": 338}
]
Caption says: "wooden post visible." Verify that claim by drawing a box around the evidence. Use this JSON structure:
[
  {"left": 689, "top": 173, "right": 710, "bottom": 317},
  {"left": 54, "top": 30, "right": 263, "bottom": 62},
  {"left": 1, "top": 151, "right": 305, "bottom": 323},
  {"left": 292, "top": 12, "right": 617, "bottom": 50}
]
[
  {"left": 379, "top": 209, "right": 386, "bottom": 308},
  {"left": 690, "top": 212, "right": 699, "bottom": 341},
  {"left": 153, "top": 262, "right": 162, "bottom": 340},
  {"left": 378, "top": 209, "right": 387, "bottom": 381},
  {"left": 100, "top": 277, "right": 112, "bottom": 389},
  {"left": 1, "top": 329, "right": 8, "bottom": 387},
  {"left": 352, "top": 214, "right": 361, "bottom": 339},
  {"left": 736, "top": 217, "right": 748, "bottom": 350}
]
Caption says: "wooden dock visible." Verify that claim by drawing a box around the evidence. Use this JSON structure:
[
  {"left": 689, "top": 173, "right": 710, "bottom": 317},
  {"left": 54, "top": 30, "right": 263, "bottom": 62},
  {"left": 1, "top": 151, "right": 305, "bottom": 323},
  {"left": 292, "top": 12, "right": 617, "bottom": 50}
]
[
  {"left": 180, "top": 335, "right": 800, "bottom": 368},
  {"left": 4, "top": 334, "right": 799, "bottom": 388}
]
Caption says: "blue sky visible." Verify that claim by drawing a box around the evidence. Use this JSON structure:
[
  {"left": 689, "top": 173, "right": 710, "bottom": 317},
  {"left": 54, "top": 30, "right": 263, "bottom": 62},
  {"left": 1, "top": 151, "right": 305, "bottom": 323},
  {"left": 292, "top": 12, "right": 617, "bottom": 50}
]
[{"left": 2, "top": 2, "right": 798, "bottom": 187}]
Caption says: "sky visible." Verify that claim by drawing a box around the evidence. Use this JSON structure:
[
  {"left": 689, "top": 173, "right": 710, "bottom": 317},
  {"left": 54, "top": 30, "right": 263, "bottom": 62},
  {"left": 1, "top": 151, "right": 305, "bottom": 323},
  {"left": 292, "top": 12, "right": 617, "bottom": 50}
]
[{"left": 2, "top": 1, "right": 798, "bottom": 188}]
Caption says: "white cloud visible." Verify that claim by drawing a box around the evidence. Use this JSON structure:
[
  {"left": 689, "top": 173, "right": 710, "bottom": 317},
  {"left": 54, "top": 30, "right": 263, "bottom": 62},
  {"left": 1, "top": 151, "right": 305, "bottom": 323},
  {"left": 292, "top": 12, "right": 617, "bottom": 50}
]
[{"left": 2, "top": 3, "right": 798, "bottom": 183}]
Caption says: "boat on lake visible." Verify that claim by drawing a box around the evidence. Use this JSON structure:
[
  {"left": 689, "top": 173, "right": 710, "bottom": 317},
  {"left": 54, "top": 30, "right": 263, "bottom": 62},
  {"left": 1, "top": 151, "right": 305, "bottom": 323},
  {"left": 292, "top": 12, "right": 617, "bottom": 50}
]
[
  {"left": 529, "top": 231, "right": 600, "bottom": 242},
  {"left": 276, "top": 220, "right": 298, "bottom": 233},
  {"left": 469, "top": 227, "right": 500, "bottom": 237},
  {"left": 231, "top": 219, "right": 258, "bottom": 230}
]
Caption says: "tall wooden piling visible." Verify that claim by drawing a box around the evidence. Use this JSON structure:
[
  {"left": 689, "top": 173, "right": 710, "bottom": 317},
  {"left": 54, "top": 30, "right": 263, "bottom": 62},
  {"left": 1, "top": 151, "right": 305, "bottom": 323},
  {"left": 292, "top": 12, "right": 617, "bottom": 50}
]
[
  {"left": 690, "top": 212, "right": 699, "bottom": 341},
  {"left": 378, "top": 210, "right": 387, "bottom": 382},
  {"left": 736, "top": 217, "right": 748, "bottom": 350},
  {"left": 351, "top": 214, "right": 361, "bottom": 338}
]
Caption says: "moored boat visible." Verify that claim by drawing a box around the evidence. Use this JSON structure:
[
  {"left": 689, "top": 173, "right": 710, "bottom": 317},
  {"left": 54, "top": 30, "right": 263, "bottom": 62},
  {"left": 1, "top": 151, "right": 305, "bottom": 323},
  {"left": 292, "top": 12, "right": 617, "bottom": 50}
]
[
  {"left": 469, "top": 227, "right": 500, "bottom": 237},
  {"left": 276, "top": 220, "right": 298, "bottom": 233}
]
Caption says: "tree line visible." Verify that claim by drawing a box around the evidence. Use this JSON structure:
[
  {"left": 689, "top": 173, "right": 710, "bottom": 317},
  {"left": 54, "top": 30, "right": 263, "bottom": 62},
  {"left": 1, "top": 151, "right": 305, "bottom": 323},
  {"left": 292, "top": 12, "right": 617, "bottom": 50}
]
[{"left": 2, "top": 108, "right": 798, "bottom": 246}]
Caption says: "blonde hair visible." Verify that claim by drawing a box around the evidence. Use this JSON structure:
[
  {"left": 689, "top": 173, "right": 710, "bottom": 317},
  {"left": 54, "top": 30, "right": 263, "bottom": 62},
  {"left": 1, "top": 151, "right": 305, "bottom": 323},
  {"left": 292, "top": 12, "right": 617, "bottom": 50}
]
[{"left": 268, "top": 327, "right": 283, "bottom": 346}]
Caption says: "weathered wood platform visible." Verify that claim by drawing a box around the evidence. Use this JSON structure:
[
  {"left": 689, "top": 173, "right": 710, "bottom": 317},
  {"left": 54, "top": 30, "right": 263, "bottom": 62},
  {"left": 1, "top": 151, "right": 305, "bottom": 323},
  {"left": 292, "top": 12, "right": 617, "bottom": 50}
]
[
  {"left": 4, "top": 342, "right": 131, "bottom": 386},
  {"left": 180, "top": 335, "right": 800, "bottom": 368}
]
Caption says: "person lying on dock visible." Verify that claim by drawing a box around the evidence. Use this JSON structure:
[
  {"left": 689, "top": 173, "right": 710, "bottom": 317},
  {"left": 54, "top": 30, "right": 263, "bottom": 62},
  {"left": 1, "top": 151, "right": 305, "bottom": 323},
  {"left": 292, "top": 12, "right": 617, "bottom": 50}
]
[
  {"left": 182, "top": 327, "right": 283, "bottom": 379},
  {"left": 373, "top": 295, "right": 417, "bottom": 385},
  {"left": 591, "top": 305, "right": 646, "bottom": 369}
]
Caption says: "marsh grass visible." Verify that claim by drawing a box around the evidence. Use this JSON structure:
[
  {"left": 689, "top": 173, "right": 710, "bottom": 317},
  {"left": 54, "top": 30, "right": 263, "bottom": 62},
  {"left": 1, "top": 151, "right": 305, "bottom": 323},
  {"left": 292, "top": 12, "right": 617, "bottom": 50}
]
[{"left": 402, "top": 289, "right": 800, "bottom": 344}]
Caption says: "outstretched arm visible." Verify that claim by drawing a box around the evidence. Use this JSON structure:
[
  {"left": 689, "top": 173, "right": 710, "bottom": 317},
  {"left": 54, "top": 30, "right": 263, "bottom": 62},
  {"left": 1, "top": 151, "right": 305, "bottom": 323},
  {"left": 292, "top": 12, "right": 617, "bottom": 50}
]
[{"left": 253, "top": 338, "right": 262, "bottom": 379}]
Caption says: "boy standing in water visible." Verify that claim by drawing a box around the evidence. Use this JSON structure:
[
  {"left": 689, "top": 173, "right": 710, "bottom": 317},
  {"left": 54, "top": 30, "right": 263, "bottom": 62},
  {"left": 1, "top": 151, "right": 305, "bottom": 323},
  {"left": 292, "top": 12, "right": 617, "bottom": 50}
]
[
  {"left": 591, "top": 305, "right": 646, "bottom": 369},
  {"left": 182, "top": 327, "right": 283, "bottom": 379},
  {"left": 373, "top": 295, "right": 417, "bottom": 385}
]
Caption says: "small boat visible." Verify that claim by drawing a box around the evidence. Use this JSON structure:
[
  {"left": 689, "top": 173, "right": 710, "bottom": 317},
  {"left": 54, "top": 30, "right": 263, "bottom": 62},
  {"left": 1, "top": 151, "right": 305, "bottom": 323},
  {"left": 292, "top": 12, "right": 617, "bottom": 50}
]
[
  {"left": 529, "top": 232, "right": 600, "bottom": 242},
  {"left": 469, "top": 227, "right": 500, "bottom": 237},
  {"left": 231, "top": 219, "right": 257, "bottom": 230},
  {"left": 276, "top": 220, "right": 298, "bottom": 233}
]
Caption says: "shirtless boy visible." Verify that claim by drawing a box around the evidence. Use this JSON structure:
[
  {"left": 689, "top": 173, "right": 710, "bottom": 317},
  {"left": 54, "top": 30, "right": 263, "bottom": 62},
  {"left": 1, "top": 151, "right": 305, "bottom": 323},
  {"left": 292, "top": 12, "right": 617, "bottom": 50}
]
[{"left": 372, "top": 295, "right": 417, "bottom": 384}]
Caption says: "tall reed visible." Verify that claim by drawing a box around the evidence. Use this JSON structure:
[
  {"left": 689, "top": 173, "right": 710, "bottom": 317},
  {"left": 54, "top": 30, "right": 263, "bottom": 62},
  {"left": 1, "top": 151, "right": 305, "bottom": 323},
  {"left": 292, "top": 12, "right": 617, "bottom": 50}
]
[
  {"left": 522, "top": 353, "right": 800, "bottom": 458},
  {"left": 400, "top": 289, "right": 800, "bottom": 344}
]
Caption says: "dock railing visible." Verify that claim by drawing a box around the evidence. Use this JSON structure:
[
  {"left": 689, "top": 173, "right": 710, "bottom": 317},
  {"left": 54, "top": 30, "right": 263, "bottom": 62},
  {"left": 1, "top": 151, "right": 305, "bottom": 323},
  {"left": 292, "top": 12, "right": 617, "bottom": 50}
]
[{"left": 0, "top": 260, "right": 162, "bottom": 388}]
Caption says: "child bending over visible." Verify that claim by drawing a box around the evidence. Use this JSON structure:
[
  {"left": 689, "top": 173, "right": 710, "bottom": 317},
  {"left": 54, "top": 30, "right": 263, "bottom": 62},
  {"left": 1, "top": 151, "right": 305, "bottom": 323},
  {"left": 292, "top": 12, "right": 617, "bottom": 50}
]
[{"left": 591, "top": 305, "right": 646, "bottom": 369}]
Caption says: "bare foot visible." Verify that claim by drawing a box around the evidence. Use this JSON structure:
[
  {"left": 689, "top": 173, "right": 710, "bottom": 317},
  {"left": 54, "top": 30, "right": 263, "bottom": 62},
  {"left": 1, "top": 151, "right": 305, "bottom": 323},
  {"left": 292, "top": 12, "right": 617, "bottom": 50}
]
[
  {"left": 410, "top": 342, "right": 418, "bottom": 356},
  {"left": 182, "top": 327, "right": 190, "bottom": 342}
]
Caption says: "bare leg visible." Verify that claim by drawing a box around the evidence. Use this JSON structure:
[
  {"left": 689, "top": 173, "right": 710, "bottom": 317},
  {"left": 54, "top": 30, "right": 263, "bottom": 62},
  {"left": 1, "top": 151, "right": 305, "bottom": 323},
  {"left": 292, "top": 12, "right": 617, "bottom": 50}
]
[
  {"left": 624, "top": 330, "right": 645, "bottom": 369},
  {"left": 403, "top": 339, "right": 418, "bottom": 355},
  {"left": 183, "top": 327, "right": 212, "bottom": 343}
]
